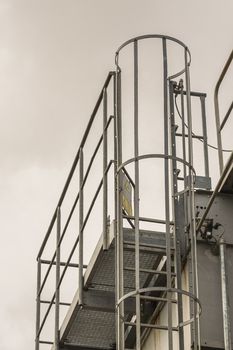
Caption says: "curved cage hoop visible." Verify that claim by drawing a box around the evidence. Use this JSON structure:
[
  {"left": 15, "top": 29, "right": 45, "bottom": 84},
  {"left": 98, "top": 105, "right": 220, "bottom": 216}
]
[{"left": 116, "top": 286, "right": 202, "bottom": 330}]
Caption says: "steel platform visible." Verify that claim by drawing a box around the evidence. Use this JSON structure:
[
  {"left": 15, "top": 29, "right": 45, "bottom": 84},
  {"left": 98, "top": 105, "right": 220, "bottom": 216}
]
[{"left": 56, "top": 222, "right": 172, "bottom": 350}]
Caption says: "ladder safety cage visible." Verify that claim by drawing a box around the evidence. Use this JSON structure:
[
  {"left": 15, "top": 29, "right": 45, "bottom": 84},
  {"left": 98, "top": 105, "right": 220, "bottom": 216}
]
[{"left": 115, "top": 35, "right": 205, "bottom": 350}]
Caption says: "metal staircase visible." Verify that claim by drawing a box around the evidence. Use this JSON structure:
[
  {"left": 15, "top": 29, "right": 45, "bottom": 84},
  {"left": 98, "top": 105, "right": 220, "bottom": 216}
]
[{"left": 35, "top": 35, "right": 216, "bottom": 350}]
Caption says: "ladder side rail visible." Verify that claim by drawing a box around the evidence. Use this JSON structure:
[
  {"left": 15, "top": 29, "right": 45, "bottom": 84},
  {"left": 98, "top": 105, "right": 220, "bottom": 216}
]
[
  {"left": 184, "top": 48, "right": 200, "bottom": 350},
  {"left": 169, "top": 80, "right": 185, "bottom": 350}
]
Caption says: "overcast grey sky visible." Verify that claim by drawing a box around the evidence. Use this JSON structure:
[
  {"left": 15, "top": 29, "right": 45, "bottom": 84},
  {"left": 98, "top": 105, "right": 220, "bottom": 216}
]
[{"left": 0, "top": 1, "right": 232, "bottom": 349}]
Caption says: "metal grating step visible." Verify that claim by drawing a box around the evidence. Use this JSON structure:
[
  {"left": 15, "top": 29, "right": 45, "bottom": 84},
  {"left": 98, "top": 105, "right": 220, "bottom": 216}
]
[
  {"left": 64, "top": 309, "right": 115, "bottom": 349},
  {"left": 57, "top": 223, "right": 173, "bottom": 349}
]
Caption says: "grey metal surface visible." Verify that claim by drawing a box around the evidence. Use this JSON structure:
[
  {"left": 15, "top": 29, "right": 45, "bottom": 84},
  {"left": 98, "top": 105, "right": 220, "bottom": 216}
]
[
  {"left": 65, "top": 309, "right": 115, "bottom": 349},
  {"left": 58, "top": 226, "right": 168, "bottom": 349},
  {"left": 194, "top": 191, "right": 233, "bottom": 349},
  {"left": 195, "top": 190, "right": 233, "bottom": 245}
]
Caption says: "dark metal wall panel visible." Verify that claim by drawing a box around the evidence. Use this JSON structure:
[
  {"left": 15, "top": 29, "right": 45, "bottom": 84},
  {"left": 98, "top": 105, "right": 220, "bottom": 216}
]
[
  {"left": 195, "top": 191, "right": 233, "bottom": 245},
  {"left": 194, "top": 191, "right": 233, "bottom": 349}
]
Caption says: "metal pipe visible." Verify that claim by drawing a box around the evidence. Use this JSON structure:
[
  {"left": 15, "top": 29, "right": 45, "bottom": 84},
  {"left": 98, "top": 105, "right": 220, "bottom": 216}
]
[
  {"left": 134, "top": 40, "right": 141, "bottom": 350},
  {"left": 116, "top": 68, "right": 124, "bottom": 350},
  {"left": 79, "top": 148, "right": 84, "bottom": 305},
  {"left": 103, "top": 88, "right": 108, "bottom": 250},
  {"left": 40, "top": 259, "right": 87, "bottom": 268},
  {"left": 219, "top": 238, "right": 232, "bottom": 350},
  {"left": 40, "top": 300, "right": 71, "bottom": 306},
  {"left": 55, "top": 207, "right": 61, "bottom": 350},
  {"left": 220, "top": 101, "right": 233, "bottom": 132},
  {"left": 35, "top": 259, "right": 41, "bottom": 350}
]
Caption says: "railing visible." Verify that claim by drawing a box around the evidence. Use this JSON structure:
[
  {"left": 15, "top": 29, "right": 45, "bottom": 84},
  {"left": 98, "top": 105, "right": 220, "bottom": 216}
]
[
  {"left": 214, "top": 49, "right": 233, "bottom": 173},
  {"left": 35, "top": 71, "right": 115, "bottom": 349}
]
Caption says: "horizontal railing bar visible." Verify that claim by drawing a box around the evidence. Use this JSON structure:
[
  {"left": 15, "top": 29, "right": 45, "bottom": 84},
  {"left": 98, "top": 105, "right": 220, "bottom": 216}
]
[
  {"left": 124, "top": 321, "right": 178, "bottom": 331},
  {"left": 220, "top": 100, "right": 233, "bottom": 131},
  {"left": 40, "top": 299, "right": 71, "bottom": 306},
  {"left": 39, "top": 340, "right": 54, "bottom": 345},
  {"left": 124, "top": 266, "right": 176, "bottom": 276},
  {"left": 37, "top": 71, "right": 115, "bottom": 259},
  {"left": 175, "top": 89, "right": 207, "bottom": 98},
  {"left": 175, "top": 132, "right": 203, "bottom": 140},
  {"left": 40, "top": 259, "right": 87, "bottom": 268},
  {"left": 122, "top": 214, "right": 174, "bottom": 225}
]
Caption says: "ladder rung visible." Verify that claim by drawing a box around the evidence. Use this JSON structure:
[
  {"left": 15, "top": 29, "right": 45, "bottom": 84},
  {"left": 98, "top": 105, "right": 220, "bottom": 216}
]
[
  {"left": 123, "top": 240, "right": 175, "bottom": 250},
  {"left": 175, "top": 132, "right": 204, "bottom": 140},
  {"left": 123, "top": 266, "right": 176, "bottom": 276},
  {"left": 124, "top": 321, "right": 178, "bottom": 331},
  {"left": 139, "top": 294, "right": 177, "bottom": 304}
]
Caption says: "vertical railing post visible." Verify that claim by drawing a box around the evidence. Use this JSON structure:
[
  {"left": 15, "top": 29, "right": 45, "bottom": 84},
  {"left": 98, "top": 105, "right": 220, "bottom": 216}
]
[
  {"left": 162, "top": 38, "right": 173, "bottom": 350},
  {"left": 35, "top": 259, "right": 41, "bottom": 350},
  {"left": 79, "top": 148, "right": 84, "bottom": 305},
  {"left": 200, "top": 95, "right": 209, "bottom": 178},
  {"left": 103, "top": 88, "right": 108, "bottom": 250},
  {"left": 55, "top": 207, "right": 61, "bottom": 350},
  {"left": 116, "top": 67, "right": 124, "bottom": 350}
]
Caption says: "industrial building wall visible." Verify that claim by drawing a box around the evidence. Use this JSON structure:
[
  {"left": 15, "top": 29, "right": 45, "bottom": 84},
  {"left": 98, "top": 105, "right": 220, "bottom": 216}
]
[{"left": 142, "top": 265, "right": 191, "bottom": 350}]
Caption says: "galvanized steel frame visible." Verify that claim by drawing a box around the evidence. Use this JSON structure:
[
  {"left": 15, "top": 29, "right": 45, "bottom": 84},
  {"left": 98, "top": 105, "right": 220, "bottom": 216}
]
[
  {"left": 35, "top": 72, "right": 115, "bottom": 349},
  {"left": 115, "top": 35, "right": 201, "bottom": 350},
  {"left": 35, "top": 34, "right": 210, "bottom": 350}
]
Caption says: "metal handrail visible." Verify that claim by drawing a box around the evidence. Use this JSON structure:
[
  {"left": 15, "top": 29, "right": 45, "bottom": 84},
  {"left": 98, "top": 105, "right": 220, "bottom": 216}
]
[
  {"left": 37, "top": 72, "right": 115, "bottom": 259},
  {"left": 36, "top": 72, "right": 115, "bottom": 349},
  {"left": 37, "top": 115, "right": 114, "bottom": 298},
  {"left": 37, "top": 160, "right": 114, "bottom": 338},
  {"left": 214, "top": 50, "right": 233, "bottom": 173}
]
